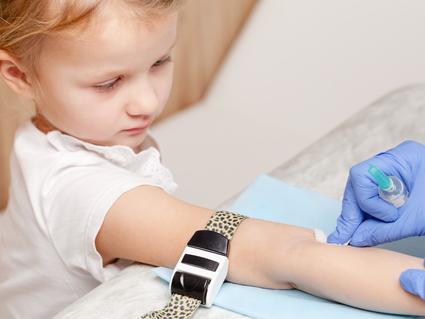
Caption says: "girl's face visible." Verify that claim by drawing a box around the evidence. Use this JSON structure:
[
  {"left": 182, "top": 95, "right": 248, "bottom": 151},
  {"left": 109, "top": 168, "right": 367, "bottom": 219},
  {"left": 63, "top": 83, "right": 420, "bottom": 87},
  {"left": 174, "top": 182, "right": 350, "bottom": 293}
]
[{"left": 34, "top": 2, "right": 178, "bottom": 151}]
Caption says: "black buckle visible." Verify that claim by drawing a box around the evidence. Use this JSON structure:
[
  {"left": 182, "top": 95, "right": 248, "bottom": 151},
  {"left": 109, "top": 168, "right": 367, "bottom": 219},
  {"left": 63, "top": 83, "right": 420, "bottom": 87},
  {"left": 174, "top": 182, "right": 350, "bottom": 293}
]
[
  {"left": 171, "top": 271, "right": 210, "bottom": 304},
  {"left": 170, "top": 230, "right": 229, "bottom": 304},
  {"left": 187, "top": 230, "right": 229, "bottom": 256}
]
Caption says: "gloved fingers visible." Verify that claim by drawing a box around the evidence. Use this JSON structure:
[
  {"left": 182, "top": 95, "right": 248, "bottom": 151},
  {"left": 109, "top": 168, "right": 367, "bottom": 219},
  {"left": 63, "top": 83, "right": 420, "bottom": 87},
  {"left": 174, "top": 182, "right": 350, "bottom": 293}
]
[
  {"left": 349, "top": 218, "right": 400, "bottom": 246},
  {"left": 351, "top": 194, "right": 425, "bottom": 246},
  {"left": 349, "top": 160, "right": 399, "bottom": 222},
  {"left": 375, "top": 140, "right": 424, "bottom": 190},
  {"left": 356, "top": 195, "right": 399, "bottom": 222},
  {"left": 400, "top": 269, "right": 425, "bottom": 300},
  {"left": 327, "top": 179, "right": 363, "bottom": 245},
  {"left": 326, "top": 215, "right": 358, "bottom": 245}
]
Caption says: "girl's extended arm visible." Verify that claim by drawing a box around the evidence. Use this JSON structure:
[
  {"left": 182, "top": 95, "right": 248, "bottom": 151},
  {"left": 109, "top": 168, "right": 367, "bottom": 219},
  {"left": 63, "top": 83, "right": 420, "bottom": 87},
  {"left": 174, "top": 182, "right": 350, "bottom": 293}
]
[
  {"left": 96, "top": 186, "right": 425, "bottom": 316},
  {"left": 290, "top": 239, "right": 425, "bottom": 315}
]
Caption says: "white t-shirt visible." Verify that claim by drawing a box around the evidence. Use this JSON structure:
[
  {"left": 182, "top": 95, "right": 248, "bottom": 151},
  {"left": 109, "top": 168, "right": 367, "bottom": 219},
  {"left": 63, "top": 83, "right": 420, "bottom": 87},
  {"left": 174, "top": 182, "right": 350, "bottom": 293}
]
[{"left": 0, "top": 120, "right": 178, "bottom": 319}]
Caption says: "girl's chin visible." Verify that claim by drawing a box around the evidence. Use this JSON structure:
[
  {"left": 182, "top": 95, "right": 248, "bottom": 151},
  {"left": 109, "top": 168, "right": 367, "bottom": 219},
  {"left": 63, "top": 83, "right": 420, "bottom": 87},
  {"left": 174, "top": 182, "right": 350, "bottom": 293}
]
[{"left": 120, "top": 135, "right": 148, "bottom": 152}]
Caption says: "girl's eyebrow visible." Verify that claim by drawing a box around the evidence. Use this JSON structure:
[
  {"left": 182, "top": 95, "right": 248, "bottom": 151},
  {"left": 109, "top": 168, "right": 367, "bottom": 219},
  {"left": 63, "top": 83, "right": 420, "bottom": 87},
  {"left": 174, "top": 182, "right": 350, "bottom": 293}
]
[{"left": 90, "top": 38, "right": 177, "bottom": 81}]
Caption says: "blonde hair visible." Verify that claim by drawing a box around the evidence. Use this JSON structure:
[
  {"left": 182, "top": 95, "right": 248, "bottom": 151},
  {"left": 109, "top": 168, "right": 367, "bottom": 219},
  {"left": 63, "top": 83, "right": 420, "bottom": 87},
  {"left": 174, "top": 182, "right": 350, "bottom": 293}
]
[{"left": 0, "top": 0, "right": 182, "bottom": 81}]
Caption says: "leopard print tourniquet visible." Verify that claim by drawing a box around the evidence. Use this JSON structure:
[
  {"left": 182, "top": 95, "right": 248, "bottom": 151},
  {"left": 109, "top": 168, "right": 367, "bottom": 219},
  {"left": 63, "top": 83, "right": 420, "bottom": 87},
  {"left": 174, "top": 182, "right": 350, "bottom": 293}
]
[
  {"left": 141, "top": 294, "right": 201, "bottom": 319},
  {"left": 205, "top": 211, "right": 247, "bottom": 240},
  {"left": 140, "top": 211, "right": 247, "bottom": 319}
]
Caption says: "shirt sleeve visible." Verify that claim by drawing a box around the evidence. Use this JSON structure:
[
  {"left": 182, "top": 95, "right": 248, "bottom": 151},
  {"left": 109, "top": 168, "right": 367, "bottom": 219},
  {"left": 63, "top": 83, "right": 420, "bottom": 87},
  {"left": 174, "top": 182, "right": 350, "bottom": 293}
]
[{"left": 40, "top": 156, "right": 169, "bottom": 282}]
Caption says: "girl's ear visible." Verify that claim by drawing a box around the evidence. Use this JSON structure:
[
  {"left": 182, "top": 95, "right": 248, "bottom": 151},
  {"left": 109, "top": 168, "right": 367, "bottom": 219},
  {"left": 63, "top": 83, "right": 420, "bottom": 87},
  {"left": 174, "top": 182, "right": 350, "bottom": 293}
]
[{"left": 0, "top": 50, "right": 35, "bottom": 99}]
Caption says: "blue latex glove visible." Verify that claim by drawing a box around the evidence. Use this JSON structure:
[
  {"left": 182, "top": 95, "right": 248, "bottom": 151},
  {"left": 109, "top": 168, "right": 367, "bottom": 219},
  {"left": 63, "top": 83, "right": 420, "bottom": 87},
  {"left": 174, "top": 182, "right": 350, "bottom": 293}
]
[
  {"left": 400, "top": 267, "right": 425, "bottom": 300},
  {"left": 327, "top": 140, "right": 425, "bottom": 246},
  {"left": 327, "top": 140, "right": 425, "bottom": 299}
]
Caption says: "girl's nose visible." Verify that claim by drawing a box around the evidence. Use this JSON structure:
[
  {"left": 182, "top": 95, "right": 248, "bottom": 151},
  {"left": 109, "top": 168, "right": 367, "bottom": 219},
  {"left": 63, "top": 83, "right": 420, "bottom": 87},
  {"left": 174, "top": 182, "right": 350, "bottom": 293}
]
[{"left": 125, "top": 77, "right": 158, "bottom": 117}]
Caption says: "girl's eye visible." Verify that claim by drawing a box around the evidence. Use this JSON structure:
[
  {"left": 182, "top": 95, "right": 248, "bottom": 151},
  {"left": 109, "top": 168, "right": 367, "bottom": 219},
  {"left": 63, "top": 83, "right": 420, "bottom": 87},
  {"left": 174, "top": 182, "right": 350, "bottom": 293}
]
[
  {"left": 94, "top": 76, "right": 122, "bottom": 92},
  {"left": 92, "top": 56, "right": 172, "bottom": 93},
  {"left": 152, "top": 56, "right": 172, "bottom": 68}
]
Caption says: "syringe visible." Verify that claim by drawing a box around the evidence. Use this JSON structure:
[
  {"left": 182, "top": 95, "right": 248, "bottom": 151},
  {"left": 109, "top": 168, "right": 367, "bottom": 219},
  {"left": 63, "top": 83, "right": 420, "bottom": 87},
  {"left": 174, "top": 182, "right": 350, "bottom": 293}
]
[{"left": 368, "top": 164, "right": 408, "bottom": 208}]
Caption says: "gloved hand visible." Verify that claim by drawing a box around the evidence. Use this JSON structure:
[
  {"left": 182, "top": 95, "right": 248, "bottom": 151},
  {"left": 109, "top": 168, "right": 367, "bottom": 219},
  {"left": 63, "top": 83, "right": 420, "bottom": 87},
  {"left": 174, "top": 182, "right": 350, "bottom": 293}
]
[
  {"left": 400, "top": 266, "right": 425, "bottom": 300},
  {"left": 327, "top": 140, "right": 425, "bottom": 246}
]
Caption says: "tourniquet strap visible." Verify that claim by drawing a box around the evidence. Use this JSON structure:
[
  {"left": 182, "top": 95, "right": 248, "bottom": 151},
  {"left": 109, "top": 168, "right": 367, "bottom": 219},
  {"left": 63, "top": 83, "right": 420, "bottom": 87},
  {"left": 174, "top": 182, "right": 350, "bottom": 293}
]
[
  {"left": 141, "top": 211, "right": 247, "bottom": 319},
  {"left": 205, "top": 211, "right": 247, "bottom": 240},
  {"left": 141, "top": 294, "right": 201, "bottom": 319}
]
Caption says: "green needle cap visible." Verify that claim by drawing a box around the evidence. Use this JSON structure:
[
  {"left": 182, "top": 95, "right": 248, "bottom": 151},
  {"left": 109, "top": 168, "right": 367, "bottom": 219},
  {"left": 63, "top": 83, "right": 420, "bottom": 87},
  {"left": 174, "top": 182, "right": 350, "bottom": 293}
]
[{"left": 368, "top": 165, "right": 392, "bottom": 190}]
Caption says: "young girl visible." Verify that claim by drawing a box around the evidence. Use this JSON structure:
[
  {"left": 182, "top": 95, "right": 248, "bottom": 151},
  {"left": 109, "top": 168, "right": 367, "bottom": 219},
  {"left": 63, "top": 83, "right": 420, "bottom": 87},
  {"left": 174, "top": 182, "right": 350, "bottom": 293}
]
[{"left": 0, "top": 1, "right": 424, "bottom": 318}]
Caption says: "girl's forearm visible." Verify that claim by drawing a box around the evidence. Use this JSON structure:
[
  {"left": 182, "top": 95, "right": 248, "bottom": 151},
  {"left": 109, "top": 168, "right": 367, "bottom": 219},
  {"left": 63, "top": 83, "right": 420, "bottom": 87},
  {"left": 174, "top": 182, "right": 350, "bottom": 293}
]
[
  {"left": 226, "top": 217, "right": 314, "bottom": 289},
  {"left": 288, "top": 239, "right": 425, "bottom": 316},
  {"left": 228, "top": 218, "right": 425, "bottom": 316}
]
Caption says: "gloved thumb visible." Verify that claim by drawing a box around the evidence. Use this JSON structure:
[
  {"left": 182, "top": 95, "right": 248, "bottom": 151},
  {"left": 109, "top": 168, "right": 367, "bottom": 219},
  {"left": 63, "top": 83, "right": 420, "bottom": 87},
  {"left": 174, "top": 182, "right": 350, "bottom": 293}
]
[
  {"left": 327, "top": 218, "right": 355, "bottom": 245},
  {"left": 327, "top": 179, "right": 363, "bottom": 245},
  {"left": 400, "top": 268, "right": 425, "bottom": 300}
]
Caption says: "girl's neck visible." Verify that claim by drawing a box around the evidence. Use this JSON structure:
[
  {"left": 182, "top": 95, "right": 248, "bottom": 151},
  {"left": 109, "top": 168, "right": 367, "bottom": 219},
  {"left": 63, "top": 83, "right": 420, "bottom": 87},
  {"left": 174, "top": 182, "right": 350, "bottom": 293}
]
[{"left": 31, "top": 112, "right": 58, "bottom": 134}]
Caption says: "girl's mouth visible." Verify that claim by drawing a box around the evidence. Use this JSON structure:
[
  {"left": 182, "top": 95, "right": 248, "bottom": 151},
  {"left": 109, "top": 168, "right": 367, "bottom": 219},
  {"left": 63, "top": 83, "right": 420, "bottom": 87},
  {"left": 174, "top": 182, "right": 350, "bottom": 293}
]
[{"left": 123, "top": 126, "right": 147, "bottom": 134}]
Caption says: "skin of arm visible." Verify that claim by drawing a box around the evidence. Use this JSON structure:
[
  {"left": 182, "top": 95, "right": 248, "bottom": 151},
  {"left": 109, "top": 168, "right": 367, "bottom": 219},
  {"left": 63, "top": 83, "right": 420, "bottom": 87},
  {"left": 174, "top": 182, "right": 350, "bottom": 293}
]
[
  {"left": 290, "top": 240, "right": 425, "bottom": 315},
  {"left": 96, "top": 186, "right": 425, "bottom": 316}
]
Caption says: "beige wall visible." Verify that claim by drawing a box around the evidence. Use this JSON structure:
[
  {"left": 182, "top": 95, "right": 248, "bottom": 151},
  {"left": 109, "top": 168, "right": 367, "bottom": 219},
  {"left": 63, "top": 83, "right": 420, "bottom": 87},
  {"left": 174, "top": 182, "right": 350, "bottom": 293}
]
[
  {"left": 0, "top": 0, "right": 257, "bottom": 210},
  {"left": 160, "top": 0, "right": 257, "bottom": 119}
]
